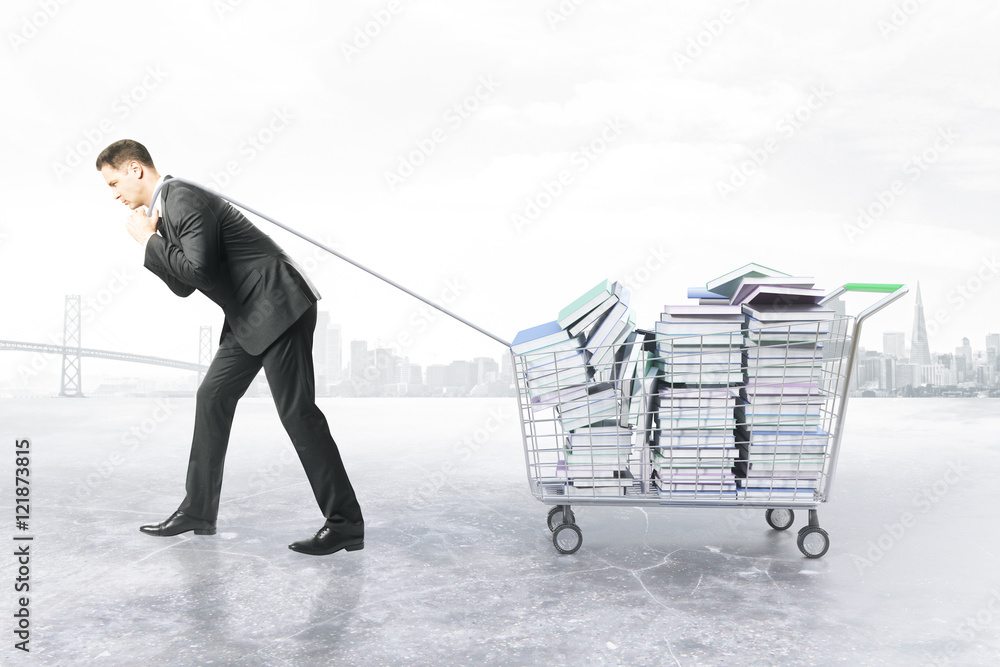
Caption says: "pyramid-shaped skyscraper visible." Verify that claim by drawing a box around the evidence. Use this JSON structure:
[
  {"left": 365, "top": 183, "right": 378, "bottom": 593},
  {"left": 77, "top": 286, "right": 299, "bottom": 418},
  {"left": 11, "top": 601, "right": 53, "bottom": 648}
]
[{"left": 909, "top": 282, "right": 932, "bottom": 365}]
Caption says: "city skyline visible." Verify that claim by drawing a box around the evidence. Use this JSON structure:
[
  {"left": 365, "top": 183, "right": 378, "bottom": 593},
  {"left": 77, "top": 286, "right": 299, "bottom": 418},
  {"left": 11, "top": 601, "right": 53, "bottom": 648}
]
[
  {"left": 4, "top": 296, "right": 1000, "bottom": 398},
  {"left": 851, "top": 285, "right": 999, "bottom": 393}
]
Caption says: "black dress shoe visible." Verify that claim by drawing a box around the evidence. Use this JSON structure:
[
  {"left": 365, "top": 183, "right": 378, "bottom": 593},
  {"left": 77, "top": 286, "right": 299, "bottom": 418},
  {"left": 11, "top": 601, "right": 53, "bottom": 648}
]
[
  {"left": 139, "top": 510, "right": 216, "bottom": 537},
  {"left": 288, "top": 526, "right": 364, "bottom": 555}
]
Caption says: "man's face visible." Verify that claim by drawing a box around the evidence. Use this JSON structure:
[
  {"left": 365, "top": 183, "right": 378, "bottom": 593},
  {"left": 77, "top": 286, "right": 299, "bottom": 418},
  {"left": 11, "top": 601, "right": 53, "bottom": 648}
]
[{"left": 100, "top": 161, "right": 146, "bottom": 210}]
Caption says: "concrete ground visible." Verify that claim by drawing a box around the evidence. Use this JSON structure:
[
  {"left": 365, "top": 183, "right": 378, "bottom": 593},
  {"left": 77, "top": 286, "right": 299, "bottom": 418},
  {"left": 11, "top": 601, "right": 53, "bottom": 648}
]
[{"left": 2, "top": 396, "right": 998, "bottom": 665}]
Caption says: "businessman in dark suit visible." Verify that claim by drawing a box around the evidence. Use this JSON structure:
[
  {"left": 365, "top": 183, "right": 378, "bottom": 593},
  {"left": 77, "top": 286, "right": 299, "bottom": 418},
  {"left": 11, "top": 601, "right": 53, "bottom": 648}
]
[{"left": 96, "top": 139, "right": 363, "bottom": 555}]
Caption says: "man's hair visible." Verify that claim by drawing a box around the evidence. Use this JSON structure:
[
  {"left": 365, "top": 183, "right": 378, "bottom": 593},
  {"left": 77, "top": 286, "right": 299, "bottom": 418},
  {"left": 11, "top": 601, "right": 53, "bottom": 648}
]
[{"left": 95, "top": 139, "right": 156, "bottom": 171}]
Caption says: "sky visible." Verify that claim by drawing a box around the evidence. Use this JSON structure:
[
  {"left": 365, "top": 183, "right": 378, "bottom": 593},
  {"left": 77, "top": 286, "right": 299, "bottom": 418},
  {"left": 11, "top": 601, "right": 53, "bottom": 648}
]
[{"left": 1, "top": 0, "right": 998, "bottom": 389}]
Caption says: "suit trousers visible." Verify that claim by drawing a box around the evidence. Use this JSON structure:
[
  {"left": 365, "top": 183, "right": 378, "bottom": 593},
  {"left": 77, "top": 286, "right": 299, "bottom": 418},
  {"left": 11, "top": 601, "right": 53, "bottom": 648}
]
[{"left": 177, "top": 302, "right": 363, "bottom": 532}]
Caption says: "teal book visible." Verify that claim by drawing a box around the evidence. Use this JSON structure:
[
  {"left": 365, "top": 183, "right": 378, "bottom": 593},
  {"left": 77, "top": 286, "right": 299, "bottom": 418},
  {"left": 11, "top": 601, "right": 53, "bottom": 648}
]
[
  {"left": 705, "top": 263, "right": 790, "bottom": 299},
  {"left": 557, "top": 279, "right": 615, "bottom": 329}
]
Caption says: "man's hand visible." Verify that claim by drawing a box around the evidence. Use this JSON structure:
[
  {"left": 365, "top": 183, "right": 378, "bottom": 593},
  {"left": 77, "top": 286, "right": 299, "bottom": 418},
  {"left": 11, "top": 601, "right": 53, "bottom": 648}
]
[{"left": 127, "top": 206, "right": 159, "bottom": 245}]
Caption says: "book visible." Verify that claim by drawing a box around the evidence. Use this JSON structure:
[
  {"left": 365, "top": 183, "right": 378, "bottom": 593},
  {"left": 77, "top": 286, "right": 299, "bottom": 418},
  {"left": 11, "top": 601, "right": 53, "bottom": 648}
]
[
  {"left": 587, "top": 306, "right": 636, "bottom": 379},
  {"left": 611, "top": 331, "right": 641, "bottom": 386},
  {"left": 517, "top": 334, "right": 587, "bottom": 365},
  {"left": 558, "top": 381, "right": 620, "bottom": 431},
  {"left": 511, "top": 321, "right": 569, "bottom": 355},
  {"left": 748, "top": 459, "right": 826, "bottom": 473},
  {"left": 656, "top": 331, "right": 744, "bottom": 346},
  {"left": 746, "top": 345, "right": 823, "bottom": 361},
  {"left": 657, "top": 431, "right": 736, "bottom": 447},
  {"left": 739, "top": 488, "right": 816, "bottom": 500},
  {"left": 745, "top": 402, "right": 824, "bottom": 416},
  {"left": 567, "top": 284, "right": 622, "bottom": 338},
  {"left": 705, "top": 263, "right": 790, "bottom": 299},
  {"left": 744, "top": 366, "right": 823, "bottom": 379},
  {"left": 660, "top": 312, "right": 745, "bottom": 323},
  {"left": 743, "top": 476, "right": 821, "bottom": 489},
  {"left": 662, "top": 349, "right": 743, "bottom": 365},
  {"left": 746, "top": 444, "right": 827, "bottom": 455},
  {"left": 737, "top": 285, "right": 825, "bottom": 307},
  {"left": 566, "top": 424, "right": 634, "bottom": 449},
  {"left": 526, "top": 365, "right": 592, "bottom": 393},
  {"left": 557, "top": 279, "right": 616, "bottom": 329},
  {"left": 569, "top": 469, "right": 634, "bottom": 487},
  {"left": 662, "top": 362, "right": 740, "bottom": 374},
  {"left": 530, "top": 382, "right": 591, "bottom": 407},
  {"left": 613, "top": 332, "right": 645, "bottom": 425},
  {"left": 525, "top": 349, "right": 589, "bottom": 380},
  {"left": 654, "top": 447, "right": 738, "bottom": 460},
  {"left": 586, "top": 294, "right": 632, "bottom": 346},
  {"left": 523, "top": 345, "right": 587, "bottom": 371},
  {"left": 742, "top": 305, "right": 836, "bottom": 323},
  {"left": 655, "top": 321, "right": 744, "bottom": 335},
  {"left": 663, "top": 304, "right": 745, "bottom": 316},
  {"left": 687, "top": 286, "right": 726, "bottom": 299},
  {"left": 659, "top": 405, "right": 735, "bottom": 421},
  {"left": 728, "top": 276, "right": 816, "bottom": 305},
  {"left": 745, "top": 326, "right": 830, "bottom": 345},
  {"left": 749, "top": 425, "right": 829, "bottom": 438}
]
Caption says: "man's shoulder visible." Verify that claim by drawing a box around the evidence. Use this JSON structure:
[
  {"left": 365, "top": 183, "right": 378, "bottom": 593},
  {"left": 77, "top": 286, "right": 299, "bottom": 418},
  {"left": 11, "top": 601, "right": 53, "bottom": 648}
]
[
  {"left": 162, "top": 180, "right": 237, "bottom": 223},
  {"left": 163, "top": 180, "right": 217, "bottom": 207}
]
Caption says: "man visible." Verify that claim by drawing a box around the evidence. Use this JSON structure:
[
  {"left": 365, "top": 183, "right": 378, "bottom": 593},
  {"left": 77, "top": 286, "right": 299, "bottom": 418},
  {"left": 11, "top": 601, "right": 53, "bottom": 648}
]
[{"left": 96, "top": 139, "right": 363, "bottom": 556}]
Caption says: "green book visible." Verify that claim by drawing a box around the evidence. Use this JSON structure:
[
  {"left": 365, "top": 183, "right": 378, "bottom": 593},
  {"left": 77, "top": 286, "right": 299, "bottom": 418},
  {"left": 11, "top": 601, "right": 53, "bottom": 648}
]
[
  {"left": 705, "top": 263, "right": 790, "bottom": 299},
  {"left": 557, "top": 279, "right": 614, "bottom": 328}
]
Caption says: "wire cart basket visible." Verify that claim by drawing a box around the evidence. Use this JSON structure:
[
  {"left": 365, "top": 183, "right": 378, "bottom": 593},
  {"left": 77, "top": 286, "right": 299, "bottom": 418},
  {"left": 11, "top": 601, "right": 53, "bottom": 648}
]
[{"left": 511, "top": 284, "right": 908, "bottom": 557}]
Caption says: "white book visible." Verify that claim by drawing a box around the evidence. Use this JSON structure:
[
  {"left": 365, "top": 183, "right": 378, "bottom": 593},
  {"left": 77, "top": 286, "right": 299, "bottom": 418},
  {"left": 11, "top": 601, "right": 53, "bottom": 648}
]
[{"left": 728, "top": 276, "right": 816, "bottom": 305}]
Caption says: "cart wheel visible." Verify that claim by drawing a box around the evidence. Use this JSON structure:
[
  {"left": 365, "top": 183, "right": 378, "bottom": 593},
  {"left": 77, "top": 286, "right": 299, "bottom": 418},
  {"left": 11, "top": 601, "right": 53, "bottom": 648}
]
[
  {"left": 552, "top": 523, "right": 583, "bottom": 555},
  {"left": 797, "top": 526, "right": 830, "bottom": 558},
  {"left": 546, "top": 506, "right": 575, "bottom": 532},
  {"left": 765, "top": 508, "right": 794, "bottom": 531}
]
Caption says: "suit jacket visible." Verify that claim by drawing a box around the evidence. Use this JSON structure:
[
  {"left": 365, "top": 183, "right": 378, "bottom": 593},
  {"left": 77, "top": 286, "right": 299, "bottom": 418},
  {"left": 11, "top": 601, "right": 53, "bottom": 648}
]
[{"left": 143, "top": 177, "right": 321, "bottom": 355}]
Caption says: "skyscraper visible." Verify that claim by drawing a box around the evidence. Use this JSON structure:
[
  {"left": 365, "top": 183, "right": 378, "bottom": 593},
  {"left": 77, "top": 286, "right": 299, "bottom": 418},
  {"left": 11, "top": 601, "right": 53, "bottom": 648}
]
[
  {"left": 955, "top": 337, "right": 973, "bottom": 382},
  {"left": 328, "top": 323, "right": 343, "bottom": 384},
  {"left": 987, "top": 334, "right": 1000, "bottom": 369},
  {"left": 883, "top": 332, "right": 906, "bottom": 359},
  {"left": 350, "top": 340, "right": 368, "bottom": 383},
  {"left": 909, "top": 282, "right": 932, "bottom": 365}
]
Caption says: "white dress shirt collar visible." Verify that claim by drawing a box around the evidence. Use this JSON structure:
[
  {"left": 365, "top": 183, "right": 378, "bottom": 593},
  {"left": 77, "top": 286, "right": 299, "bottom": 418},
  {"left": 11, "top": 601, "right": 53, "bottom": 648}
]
[{"left": 151, "top": 173, "right": 168, "bottom": 216}]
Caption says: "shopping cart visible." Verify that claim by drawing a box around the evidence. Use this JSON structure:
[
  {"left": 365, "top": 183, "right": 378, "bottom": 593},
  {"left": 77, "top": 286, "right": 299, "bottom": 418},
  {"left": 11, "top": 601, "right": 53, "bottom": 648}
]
[{"left": 512, "top": 284, "right": 908, "bottom": 558}]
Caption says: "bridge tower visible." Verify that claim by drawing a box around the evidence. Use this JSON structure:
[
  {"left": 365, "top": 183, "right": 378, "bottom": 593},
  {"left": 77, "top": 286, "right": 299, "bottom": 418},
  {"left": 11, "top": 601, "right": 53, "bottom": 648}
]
[
  {"left": 198, "top": 326, "right": 213, "bottom": 386},
  {"left": 59, "top": 294, "right": 83, "bottom": 397}
]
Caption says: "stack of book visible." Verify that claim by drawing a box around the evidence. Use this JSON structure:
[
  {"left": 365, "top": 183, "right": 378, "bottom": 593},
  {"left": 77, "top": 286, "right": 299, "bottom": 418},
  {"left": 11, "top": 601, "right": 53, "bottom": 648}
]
[
  {"left": 653, "top": 387, "right": 739, "bottom": 496},
  {"left": 561, "top": 421, "right": 636, "bottom": 496},
  {"left": 511, "top": 321, "right": 589, "bottom": 406},
  {"left": 545, "top": 280, "right": 636, "bottom": 431},
  {"left": 651, "top": 274, "right": 752, "bottom": 497},
  {"left": 513, "top": 279, "right": 640, "bottom": 495},
  {"left": 734, "top": 274, "right": 836, "bottom": 500}
]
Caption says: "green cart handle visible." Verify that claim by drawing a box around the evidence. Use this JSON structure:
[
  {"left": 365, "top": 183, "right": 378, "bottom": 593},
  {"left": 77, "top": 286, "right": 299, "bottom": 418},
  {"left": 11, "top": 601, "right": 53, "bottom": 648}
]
[
  {"left": 843, "top": 283, "right": 905, "bottom": 294},
  {"left": 821, "top": 283, "right": 909, "bottom": 326}
]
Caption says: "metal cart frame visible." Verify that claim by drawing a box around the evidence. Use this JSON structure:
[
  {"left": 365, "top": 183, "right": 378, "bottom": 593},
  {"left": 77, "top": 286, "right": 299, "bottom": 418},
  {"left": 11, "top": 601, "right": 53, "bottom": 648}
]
[{"left": 512, "top": 284, "right": 908, "bottom": 557}]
